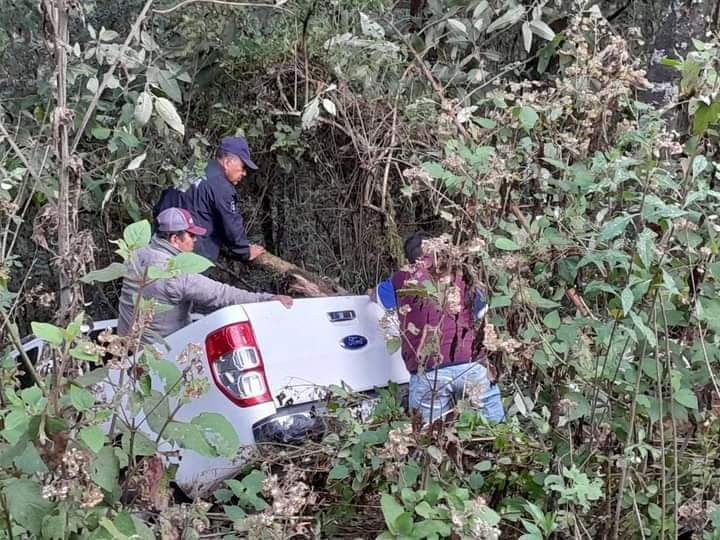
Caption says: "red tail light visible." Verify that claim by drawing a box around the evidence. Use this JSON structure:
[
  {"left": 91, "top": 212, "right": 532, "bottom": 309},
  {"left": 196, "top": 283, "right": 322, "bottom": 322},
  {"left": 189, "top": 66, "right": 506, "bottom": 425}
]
[{"left": 205, "top": 322, "right": 272, "bottom": 407}]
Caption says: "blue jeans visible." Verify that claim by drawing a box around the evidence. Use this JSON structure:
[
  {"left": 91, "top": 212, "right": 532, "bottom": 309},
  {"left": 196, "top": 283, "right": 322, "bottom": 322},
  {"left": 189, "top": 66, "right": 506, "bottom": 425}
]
[{"left": 409, "top": 362, "right": 505, "bottom": 424}]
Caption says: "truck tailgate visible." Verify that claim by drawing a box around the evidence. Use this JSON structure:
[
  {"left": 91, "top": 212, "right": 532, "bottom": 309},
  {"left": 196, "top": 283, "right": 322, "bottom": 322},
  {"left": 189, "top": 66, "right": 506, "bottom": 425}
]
[{"left": 240, "top": 295, "right": 409, "bottom": 405}]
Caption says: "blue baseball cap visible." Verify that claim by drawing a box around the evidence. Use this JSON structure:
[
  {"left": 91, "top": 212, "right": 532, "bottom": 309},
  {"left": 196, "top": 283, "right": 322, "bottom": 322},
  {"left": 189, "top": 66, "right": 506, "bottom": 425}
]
[{"left": 218, "top": 136, "right": 258, "bottom": 170}]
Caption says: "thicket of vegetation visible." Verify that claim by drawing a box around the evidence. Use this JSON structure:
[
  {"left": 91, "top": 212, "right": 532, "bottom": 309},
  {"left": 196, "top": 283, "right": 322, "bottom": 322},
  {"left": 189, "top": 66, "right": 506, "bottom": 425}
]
[{"left": 3, "top": 0, "right": 720, "bottom": 538}]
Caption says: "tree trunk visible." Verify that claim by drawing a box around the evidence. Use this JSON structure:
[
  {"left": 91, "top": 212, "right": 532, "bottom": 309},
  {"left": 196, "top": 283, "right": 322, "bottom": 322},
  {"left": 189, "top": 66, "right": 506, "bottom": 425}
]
[
  {"left": 46, "top": 0, "right": 83, "bottom": 323},
  {"left": 252, "top": 251, "right": 348, "bottom": 297},
  {"left": 641, "top": 0, "right": 710, "bottom": 113}
]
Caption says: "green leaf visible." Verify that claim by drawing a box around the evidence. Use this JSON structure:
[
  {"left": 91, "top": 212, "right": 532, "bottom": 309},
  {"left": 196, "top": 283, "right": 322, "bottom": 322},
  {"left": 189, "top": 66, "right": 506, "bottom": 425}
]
[
  {"left": 386, "top": 336, "right": 401, "bottom": 354},
  {"left": 147, "top": 356, "right": 183, "bottom": 392},
  {"left": 661, "top": 269, "right": 680, "bottom": 295},
  {"left": 240, "top": 470, "right": 265, "bottom": 494},
  {"left": 692, "top": 99, "right": 720, "bottom": 135},
  {"left": 421, "top": 161, "right": 446, "bottom": 179},
  {"left": 495, "top": 237, "right": 520, "bottom": 251},
  {"left": 143, "top": 390, "right": 171, "bottom": 433},
  {"left": 519, "top": 106, "right": 539, "bottom": 130},
  {"left": 543, "top": 311, "right": 561, "bottom": 329},
  {"left": 91, "top": 446, "right": 120, "bottom": 492},
  {"left": 69, "top": 342, "right": 99, "bottom": 362},
  {"left": 65, "top": 313, "right": 84, "bottom": 342},
  {"left": 81, "top": 262, "right": 128, "bottom": 284},
  {"left": 2, "top": 410, "right": 30, "bottom": 443},
  {"left": 147, "top": 266, "right": 174, "bottom": 279},
  {"left": 75, "top": 367, "right": 110, "bottom": 387},
  {"left": 123, "top": 220, "right": 151, "bottom": 249},
  {"left": 637, "top": 229, "right": 656, "bottom": 269},
  {"left": 529, "top": 19, "right": 555, "bottom": 41},
  {"left": 328, "top": 463, "right": 350, "bottom": 480},
  {"left": 170, "top": 252, "right": 215, "bottom": 274},
  {"left": 413, "top": 519, "right": 452, "bottom": 538},
  {"left": 91, "top": 126, "right": 111, "bottom": 140},
  {"left": 598, "top": 215, "right": 631, "bottom": 241},
  {"left": 630, "top": 312, "right": 657, "bottom": 347},
  {"left": 517, "top": 287, "right": 561, "bottom": 309},
  {"left": 381, "top": 494, "right": 405, "bottom": 535},
  {"left": 31, "top": 321, "right": 64, "bottom": 345},
  {"left": 70, "top": 385, "right": 95, "bottom": 411},
  {"left": 41, "top": 510, "right": 68, "bottom": 540},
  {"left": 223, "top": 505, "right": 246, "bottom": 521},
  {"left": 191, "top": 412, "right": 240, "bottom": 457},
  {"left": 476, "top": 505, "right": 501, "bottom": 526},
  {"left": 674, "top": 387, "right": 698, "bottom": 409},
  {"left": 14, "top": 442, "right": 49, "bottom": 474},
  {"left": 134, "top": 91, "right": 153, "bottom": 126},
  {"left": 122, "top": 430, "right": 157, "bottom": 457},
  {"left": 475, "top": 117, "right": 497, "bottom": 129},
  {"left": 157, "top": 69, "right": 182, "bottom": 102},
  {"left": 155, "top": 97, "right": 185, "bottom": 135},
  {"left": 394, "top": 512, "right": 414, "bottom": 536},
  {"left": 80, "top": 425, "right": 106, "bottom": 453},
  {"left": 621, "top": 287, "right": 634, "bottom": 316},
  {"left": 165, "top": 421, "right": 215, "bottom": 456},
  {"left": 648, "top": 502, "right": 663, "bottom": 521},
  {"left": 3, "top": 478, "right": 54, "bottom": 536},
  {"left": 414, "top": 501, "right": 433, "bottom": 518},
  {"left": 486, "top": 5, "right": 525, "bottom": 33},
  {"left": 225, "top": 470, "right": 267, "bottom": 512}
]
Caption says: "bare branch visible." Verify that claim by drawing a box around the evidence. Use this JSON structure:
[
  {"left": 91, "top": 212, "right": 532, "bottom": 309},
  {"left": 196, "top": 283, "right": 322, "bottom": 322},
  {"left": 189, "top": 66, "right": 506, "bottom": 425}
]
[{"left": 0, "top": 119, "right": 41, "bottom": 181}]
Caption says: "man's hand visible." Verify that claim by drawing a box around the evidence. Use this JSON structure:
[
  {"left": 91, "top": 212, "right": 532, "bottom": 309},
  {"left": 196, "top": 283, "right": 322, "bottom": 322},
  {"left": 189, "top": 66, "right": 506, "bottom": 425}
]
[
  {"left": 249, "top": 244, "right": 266, "bottom": 261},
  {"left": 367, "top": 287, "right": 377, "bottom": 303},
  {"left": 271, "top": 295, "right": 293, "bottom": 309}
]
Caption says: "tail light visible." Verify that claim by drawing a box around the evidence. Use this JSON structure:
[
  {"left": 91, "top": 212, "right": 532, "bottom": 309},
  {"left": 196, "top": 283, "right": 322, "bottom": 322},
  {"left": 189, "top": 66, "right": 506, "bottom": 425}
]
[{"left": 205, "top": 322, "right": 272, "bottom": 407}]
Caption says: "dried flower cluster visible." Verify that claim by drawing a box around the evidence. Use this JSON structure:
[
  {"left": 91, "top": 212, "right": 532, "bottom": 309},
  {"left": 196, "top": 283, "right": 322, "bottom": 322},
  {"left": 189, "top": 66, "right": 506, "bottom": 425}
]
[
  {"left": 176, "top": 342, "right": 208, "bottom": 399},
  {"left": 237, "top": 466, "right": 315, "bottom": 539},
  {"left": 484, "top": 323, "right": 521, "bottom": 355},
  {"left": 42, "top": 447, "right": 103, "bottom": 508},
  {"left": 450, "top": 496, "right": 502, "bottom": 540},
  {"left": 96, "top": 328, "right": 131, "bottom": 369},
  {"left": 159, "top": 500, "right": 211, "bottom": 540}
]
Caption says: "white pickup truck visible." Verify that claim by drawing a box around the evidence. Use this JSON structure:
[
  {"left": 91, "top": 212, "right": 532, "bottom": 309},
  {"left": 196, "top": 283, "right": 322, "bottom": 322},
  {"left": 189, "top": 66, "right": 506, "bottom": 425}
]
[{"left": 19, "top": 296, "right": 410, "bottom": 496}]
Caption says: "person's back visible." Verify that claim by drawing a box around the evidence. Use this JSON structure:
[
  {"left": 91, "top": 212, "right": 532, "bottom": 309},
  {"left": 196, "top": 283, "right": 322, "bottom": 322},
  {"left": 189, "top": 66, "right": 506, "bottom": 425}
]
[
  {"left": 154, "top": 161, "right": 235, "bottom": 262},
  {"left": 117, "top": 235, "right": 196, "bottom": 341},
  {"left": 154, "top": 137, "right": 265, "bottom": 263}
]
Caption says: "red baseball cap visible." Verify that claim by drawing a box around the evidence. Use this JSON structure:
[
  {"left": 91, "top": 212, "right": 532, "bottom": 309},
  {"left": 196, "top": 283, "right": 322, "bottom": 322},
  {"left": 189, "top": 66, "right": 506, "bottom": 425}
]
[{"left": 156, "top": 208, "right": 207, "bottom": 236}]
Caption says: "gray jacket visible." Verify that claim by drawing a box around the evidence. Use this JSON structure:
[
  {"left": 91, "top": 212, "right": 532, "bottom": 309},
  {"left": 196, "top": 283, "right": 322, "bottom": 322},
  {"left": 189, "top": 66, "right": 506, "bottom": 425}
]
[{"left": 117, "top": 236, "right": 273, "bottom": 342}]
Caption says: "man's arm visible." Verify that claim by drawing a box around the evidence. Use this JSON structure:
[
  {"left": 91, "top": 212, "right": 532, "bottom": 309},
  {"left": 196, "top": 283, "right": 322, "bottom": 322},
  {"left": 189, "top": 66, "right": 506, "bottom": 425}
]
[
  {"left": 215, "top": 192, "right": 253, "bottom": 261},
  {"left": 369, "top": 277, "right": 397, "bottom": 310},
  {"left": 473, "top": 287, "right": 488, "bottom": 320},
  {"left": 167, "top": 273, "right": 291, "bottom": 310}
]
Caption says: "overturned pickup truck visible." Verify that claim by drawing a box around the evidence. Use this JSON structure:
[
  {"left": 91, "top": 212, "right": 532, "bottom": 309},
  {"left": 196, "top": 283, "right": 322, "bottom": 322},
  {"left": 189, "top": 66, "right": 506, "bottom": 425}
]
[{"left": 19, "top": 296, "right": 409, "bottom": 497}]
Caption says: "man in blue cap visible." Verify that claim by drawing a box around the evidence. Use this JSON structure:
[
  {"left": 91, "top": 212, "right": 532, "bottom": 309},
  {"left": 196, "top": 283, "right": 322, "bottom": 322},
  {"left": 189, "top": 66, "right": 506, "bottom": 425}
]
[{"left": 154, "top": 136, "right": 265, "bottom": 263}]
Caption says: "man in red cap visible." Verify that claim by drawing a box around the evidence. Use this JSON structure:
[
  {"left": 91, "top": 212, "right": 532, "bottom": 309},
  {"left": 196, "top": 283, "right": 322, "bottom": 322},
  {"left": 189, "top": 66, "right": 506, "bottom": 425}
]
[
  {"left": 153, "top": 136, "right": 265, "bottom": 264},
  {"left": 118, "top": 207, "right": 292, "bottom": 343}
]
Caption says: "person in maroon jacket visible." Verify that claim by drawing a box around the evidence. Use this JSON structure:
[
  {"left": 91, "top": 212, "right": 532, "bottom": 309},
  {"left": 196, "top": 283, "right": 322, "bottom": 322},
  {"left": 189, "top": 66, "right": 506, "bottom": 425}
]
[{"left": 370, "top": 232, "right": 504, "bottom": 424}]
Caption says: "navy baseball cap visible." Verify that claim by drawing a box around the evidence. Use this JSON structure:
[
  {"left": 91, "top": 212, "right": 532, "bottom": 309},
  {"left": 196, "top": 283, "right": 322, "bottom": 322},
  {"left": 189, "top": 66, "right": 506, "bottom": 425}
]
[
  {"left": 157, "top": 208, "right": 207, "bottom": 235},
  {"left": 218, "top": 136, "right": 258, "bottom": 170}
]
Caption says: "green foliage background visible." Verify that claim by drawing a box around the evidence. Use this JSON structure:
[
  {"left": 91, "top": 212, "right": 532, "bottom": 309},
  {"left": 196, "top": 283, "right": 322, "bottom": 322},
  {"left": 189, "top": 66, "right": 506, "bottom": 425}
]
[{"left": 3, "top": 0, "right": 720, "bottom": 538}]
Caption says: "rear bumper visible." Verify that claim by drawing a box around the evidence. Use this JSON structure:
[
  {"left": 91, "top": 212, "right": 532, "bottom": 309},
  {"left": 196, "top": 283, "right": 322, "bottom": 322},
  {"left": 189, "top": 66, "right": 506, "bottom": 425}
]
[{"left": 252, "top": 403, "right": 327, "bottom": 444}]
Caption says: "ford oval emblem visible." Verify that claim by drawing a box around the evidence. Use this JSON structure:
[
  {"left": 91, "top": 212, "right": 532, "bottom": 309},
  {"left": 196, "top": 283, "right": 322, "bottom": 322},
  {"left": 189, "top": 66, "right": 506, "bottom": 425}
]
[{"left": 341, "top": 335, "right": 368, "bottom": 350}]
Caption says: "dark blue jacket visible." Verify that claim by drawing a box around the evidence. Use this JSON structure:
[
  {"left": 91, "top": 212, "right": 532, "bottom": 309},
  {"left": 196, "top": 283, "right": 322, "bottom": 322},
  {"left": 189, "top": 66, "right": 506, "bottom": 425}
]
[{"left": 153, "top": 160, "right": 250, "bottom": 262}]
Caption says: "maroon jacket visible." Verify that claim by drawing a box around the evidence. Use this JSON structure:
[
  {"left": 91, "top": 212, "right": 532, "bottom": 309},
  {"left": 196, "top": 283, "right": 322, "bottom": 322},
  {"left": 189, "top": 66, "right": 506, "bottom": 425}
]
[{"left": 391, "top": 266, "right": 477, "bottom": 374}]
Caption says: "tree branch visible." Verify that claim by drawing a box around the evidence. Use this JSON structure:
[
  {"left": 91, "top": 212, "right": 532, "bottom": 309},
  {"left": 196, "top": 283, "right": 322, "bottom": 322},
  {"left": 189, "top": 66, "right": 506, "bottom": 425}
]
[{"left": 0, "top": 119, "right": 41, "bottom": 181}]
